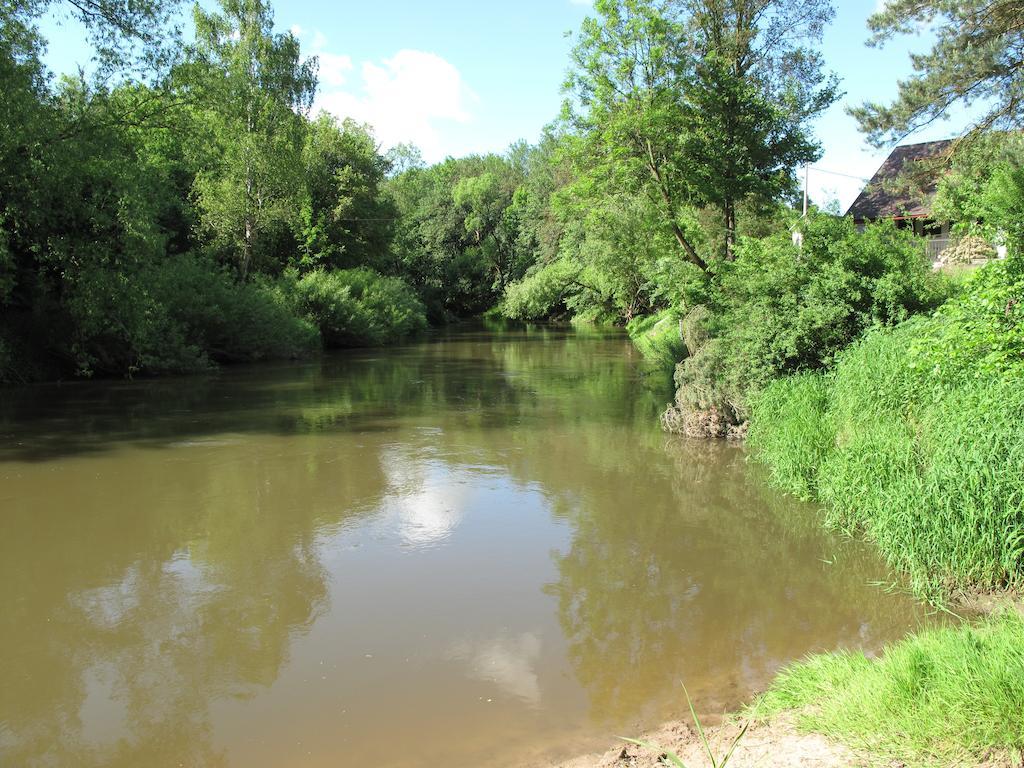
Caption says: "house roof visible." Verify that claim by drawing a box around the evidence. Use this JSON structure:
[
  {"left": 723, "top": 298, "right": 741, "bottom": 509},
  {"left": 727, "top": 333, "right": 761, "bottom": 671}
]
[{"left": 846, "top": 139, "right": 956, "bottom": 221}]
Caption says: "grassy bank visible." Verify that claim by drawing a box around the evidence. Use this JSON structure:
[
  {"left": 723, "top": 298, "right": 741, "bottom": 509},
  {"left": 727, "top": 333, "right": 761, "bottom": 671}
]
[
  {"left": 736, "top": 256, "right": 1024, "bottom": 765},
  {"left": 750, "top": 612, "right": 1024, "bottom": 766},
  {"left": 748, "top": 255, "right": 1024, "bottom": 599},
  {"left": 627, "top": 309, "right": 686, "bottom": 373}
]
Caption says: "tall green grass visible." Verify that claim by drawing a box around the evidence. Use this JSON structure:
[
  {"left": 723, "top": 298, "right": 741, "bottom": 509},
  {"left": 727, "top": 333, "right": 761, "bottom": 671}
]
[
  {"left": 748, "top": 257, "right": 1024, "bottom": 599},
  {"left": 750, "top": 612, "right": 1024, "bottom": 765}
]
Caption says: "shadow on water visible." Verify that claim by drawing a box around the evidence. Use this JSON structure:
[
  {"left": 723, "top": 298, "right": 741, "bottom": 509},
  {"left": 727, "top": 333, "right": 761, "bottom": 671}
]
[{"left": 0, "top": 323, "right": 659, "bottom": 463}]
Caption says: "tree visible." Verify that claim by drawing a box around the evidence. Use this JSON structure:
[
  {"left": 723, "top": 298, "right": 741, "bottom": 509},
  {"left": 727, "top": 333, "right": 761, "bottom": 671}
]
[
  {"left": 564, "top": 0, "right": 837, "bottom": 264},
  {"left": 183, "top": 0, "right": 316, "bottom": 280},
  {"left": 300, "top": 115, "right": 396, "bottom": 273},
  {"left": 388, "top": 153, "right": 528, "bottom": 316},
  {"left": 2, "top": 0, "right": 183, "bottom": 81},
  {"left": 852, "top": 1, "right": 1024, "bottom": 146},
  {"left": 452, "top": 168, "right": 522, "bottom": 290}
]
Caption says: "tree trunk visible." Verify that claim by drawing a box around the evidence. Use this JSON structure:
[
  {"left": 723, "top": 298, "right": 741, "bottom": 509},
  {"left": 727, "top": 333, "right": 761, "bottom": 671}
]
[
  {"left": 241, "top": 211, "right": 253, "bottom": 281},
  {"left": 724, "top": 198, "right": 736, "bottom": 260},
  {"left": 645, "top": 141, "right": 707, "bottom": 271}
]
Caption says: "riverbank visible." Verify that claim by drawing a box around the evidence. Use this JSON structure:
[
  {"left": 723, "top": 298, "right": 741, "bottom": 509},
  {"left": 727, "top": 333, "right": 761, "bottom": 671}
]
[
  {"left": 550, "top": 715, "right": 856, "bottom": 768},
  {"left": 602, "top": 253, "right": 1024, "bottom": 768},
  {"left": 551, "top": 609, "right": 1024, "bottom": 768}
]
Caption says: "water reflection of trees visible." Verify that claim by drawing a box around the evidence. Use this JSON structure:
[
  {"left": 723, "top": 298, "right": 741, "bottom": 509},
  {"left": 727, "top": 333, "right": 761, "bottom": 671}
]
[
  {"left": 535, "top": 434, "right": 931, "bottom": 725},
  {"left": 2, "top": 324, "right": 659, "bottom": 766},
  {"left": 0, "top": 325, "right": 660, "bottom": 462},
  {"left": 0, "top": 435, "right": 388, "bottom": 766}
]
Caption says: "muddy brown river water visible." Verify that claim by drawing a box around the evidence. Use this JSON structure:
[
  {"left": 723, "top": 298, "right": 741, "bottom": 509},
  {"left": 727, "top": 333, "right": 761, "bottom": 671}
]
[{"left": 0, "top": 324, "right": 932, "bottom": 767}]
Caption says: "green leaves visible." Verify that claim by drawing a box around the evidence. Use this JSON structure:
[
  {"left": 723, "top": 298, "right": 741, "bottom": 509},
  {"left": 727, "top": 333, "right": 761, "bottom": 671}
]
[
  {"left": 674, "top": 214, "right": 947, "bottom": 420},
  {"left": 564, "top": 0, "right": 837, "bottom": 264},
  {"left": 184, "top": 0, "right": 316, "bottom": 279},
  {"left": 853, "top": 0, "right": 1024, "bottom": 146}
]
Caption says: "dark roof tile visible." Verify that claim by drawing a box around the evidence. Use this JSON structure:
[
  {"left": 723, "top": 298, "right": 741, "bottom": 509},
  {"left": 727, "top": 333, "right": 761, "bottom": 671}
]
[{"left": 846, "top": 139, "right": 955, "bottom": 221}]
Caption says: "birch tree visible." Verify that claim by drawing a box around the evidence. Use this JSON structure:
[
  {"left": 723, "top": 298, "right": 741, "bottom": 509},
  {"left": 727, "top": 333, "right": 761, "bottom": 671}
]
[{"left": 185, "top": 0, "right": 316, "bottom": 280}]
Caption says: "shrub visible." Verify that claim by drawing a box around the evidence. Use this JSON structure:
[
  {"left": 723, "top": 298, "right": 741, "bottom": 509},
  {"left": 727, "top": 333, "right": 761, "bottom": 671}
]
[
  {"left": 502, "top": 259, "right": 582, "bottom": 320},
  {"left": 908, "top": 253, "right": 1024, "bottom": 386},
  {"left": 137, "top": 255, "right": 320, "bottom": 373},
  {"left": 672, "top": 215, "right": 947, "bottom": 423},
  {"left": 46, "top": 254, "right": 318, "bottom": 377},
  {"left": 626, "top": 309, "right": 686, "bottom": 372},
  {"left": 748, "top": 257, "right": 1024, "bottom": 596},
  {"left": 291, "top": 268, "right": 427, "bottom": 347}
]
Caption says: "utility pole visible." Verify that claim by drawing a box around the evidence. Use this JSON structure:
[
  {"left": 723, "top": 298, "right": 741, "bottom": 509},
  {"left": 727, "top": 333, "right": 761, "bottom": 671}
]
[{"left": 803, "top": 164, "right": 809, "bottom": 217}]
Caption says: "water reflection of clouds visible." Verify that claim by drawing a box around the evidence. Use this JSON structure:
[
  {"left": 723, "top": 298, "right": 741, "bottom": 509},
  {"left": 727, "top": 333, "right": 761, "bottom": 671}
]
[
  {"left": 447, "top": 632, "right": 543, "bottom": 708},
  {"left": 381, "top": 446, "right": 477, "bottom": 550}
]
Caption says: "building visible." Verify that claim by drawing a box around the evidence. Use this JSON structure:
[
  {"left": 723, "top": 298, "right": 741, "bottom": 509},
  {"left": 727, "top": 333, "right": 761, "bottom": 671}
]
[{"left": 846, "top": 139, "right": 955, "bottom": 260}]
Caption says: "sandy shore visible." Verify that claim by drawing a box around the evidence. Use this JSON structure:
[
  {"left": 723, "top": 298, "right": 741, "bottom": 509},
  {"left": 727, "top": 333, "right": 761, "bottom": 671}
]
[{"left": 544, "top": 715, "right": 860, "bottom": 768}]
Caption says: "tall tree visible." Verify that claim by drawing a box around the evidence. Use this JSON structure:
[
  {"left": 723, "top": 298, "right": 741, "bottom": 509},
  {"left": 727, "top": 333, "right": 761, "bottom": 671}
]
[
  {"left": 852, "top": 1, "right": 1024, "bottom": 146},
  {"left": 299, "top": 114, "right": 396, "bottom": 273},
  {"left": 183, "top": 0, "right": 316, "bottom": 280},
  {"left": 565, "top": 0, "right": 837, "bottom": 264}
]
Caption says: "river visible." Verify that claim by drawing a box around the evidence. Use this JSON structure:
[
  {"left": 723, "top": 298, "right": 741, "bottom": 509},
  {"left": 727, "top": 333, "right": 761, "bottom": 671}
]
[{"left": 0, "top": 323, "right": 930, "bottom": 767}]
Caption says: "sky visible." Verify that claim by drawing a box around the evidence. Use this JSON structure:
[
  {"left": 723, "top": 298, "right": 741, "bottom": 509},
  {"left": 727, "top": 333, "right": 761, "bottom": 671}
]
[{"left": 38, "top": 0, "right": 976, "bottom": 212}]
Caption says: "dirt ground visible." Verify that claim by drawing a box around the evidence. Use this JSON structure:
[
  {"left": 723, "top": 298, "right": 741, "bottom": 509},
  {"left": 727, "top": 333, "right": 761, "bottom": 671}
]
[
  {"left": 542, "top": 713, "right": 1023, "bottom": 768},
  {"left": 545, "top": 716, "right": 861, "bottom": 768}
]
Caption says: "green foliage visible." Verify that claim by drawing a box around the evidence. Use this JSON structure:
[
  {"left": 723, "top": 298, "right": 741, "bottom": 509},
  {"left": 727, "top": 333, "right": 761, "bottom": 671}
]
[
  {"left": 932, "top": 135, "right": 1024, "bottom": 252},
  {"left": 674, "top": 215, "right": 946, "bottom": 420},
  {"left": 69, "top": 255, "right": 319, "bottom": 376},
  {"left": 853, "top": 1, "right": 1024, "bottom": 145},
  {"left": 751, "top": 612, "right": 1024, "bottom": 765},
  {"left": 185, "top": 0, "right": 316, "bottom": 280},
  {"left": 626, "top": 309, "right": 686, "bottom": 372},
  {"left": 388, "top": 150, "right": 537, "bottom": 318},
  {"left": 139, "top": 255, "right": 320, "bottom": 372},
  {"left": 0, "top": 1, "right": 428, "bottom": 384},
  {"left": 564, "top": 0, "right": 837, "bottom": 264},
  {"left": 290, "top": 268, "right": 427, "bottom": 348},
  {"left": 908, "top": 255, "right": 1024, "bottom": 385},
  {"left": 299, "top": 114, "right": 395, "bottom": 272},
  {"left": 749, "top": 258, "right": 1024, "bottom": 596},
  {"left": 502, "top": 259, "right": 583, "bottom": 320}
]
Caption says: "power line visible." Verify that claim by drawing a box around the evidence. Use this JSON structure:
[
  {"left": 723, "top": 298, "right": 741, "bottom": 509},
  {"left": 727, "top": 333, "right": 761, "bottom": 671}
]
[{"left": 806, "top": 166, "right": 872, "bottom": 182}]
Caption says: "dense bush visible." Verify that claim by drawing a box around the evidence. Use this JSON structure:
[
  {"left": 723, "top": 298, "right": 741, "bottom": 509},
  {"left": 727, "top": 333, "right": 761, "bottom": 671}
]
[
  {"left": 290, "top": 268, "right": 427, "bottom": 347},
  {"left": 140, "top": 256, "right": 320, "bottom": 372},
  {"left": 670, "top": 215, "right": 947, "bottom": 427},
  {"left": 502, "top": 259, "right": 582, "bottom": 320},
  {"left": 749, "top": 256, "right": 1024, "bottom": 596},
  {"left": 72, "top": 255, "right": 321, "bottom": 376}
]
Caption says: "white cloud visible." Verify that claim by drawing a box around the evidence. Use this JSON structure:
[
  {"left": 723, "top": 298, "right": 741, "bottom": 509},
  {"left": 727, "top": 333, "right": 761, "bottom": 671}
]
[
  {"left": 313, "top": 47, "right": 477, "bottom": 162},
  {"left": 289, "top": 24, "right": 303, "bottom": 37},
  {"left": 316, "top": 52, "right": 353, "bottom": 88},
  {"left": 447, "top": 632, "right": 543, "bottom": 706}
]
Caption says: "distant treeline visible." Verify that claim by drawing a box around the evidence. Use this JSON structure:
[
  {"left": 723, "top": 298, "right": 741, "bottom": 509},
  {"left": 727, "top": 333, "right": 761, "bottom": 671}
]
[{"left": 0, "top": 0, "right": 843, "bottom": 383}]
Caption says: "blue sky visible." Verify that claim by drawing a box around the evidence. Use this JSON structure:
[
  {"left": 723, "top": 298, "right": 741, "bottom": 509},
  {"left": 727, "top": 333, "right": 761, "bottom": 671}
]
[{"left": 39, "top": 0, "right": 973, "bottom": 211}]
